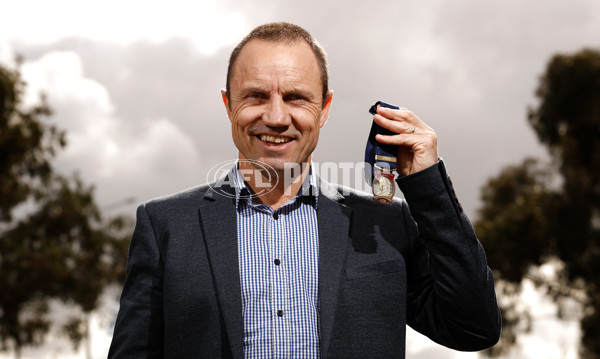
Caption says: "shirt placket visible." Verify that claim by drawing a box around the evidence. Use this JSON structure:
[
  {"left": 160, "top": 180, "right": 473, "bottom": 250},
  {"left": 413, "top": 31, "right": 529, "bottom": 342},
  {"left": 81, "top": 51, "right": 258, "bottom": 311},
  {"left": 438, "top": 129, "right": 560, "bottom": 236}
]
[{"left": 269, "top": 209, "right": 289, "bottom": 359}]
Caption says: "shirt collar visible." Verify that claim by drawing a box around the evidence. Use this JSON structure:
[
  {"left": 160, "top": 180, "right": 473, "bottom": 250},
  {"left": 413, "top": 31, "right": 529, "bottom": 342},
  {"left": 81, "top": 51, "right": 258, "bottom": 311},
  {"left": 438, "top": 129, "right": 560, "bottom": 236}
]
[{"left": 232, "top": 162, "right": 319, "bottom": 209}]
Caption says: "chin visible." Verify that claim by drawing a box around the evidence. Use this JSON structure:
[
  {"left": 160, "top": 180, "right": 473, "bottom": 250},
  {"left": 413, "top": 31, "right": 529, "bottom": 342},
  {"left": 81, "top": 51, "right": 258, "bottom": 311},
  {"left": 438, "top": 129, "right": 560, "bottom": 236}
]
[
  {"left": 259, "top": 158, "right": 289, "bottom": 172},
  {"left": 259, "top": 157, "right": 307, "bottom": 173}
]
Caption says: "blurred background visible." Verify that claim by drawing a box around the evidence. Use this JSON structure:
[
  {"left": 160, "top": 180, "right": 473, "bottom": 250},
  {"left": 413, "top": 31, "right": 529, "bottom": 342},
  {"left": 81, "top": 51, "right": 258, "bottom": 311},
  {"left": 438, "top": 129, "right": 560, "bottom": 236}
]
[{"left": 1, "top": 0, "right": 599, "bottom": 358}]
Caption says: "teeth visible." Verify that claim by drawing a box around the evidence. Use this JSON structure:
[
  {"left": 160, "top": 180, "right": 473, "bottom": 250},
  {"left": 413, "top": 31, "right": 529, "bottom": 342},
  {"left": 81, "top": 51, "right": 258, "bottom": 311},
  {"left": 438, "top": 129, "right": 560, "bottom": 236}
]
[{"left": 260, "top": 135, "right": 291, "bottom": 143}]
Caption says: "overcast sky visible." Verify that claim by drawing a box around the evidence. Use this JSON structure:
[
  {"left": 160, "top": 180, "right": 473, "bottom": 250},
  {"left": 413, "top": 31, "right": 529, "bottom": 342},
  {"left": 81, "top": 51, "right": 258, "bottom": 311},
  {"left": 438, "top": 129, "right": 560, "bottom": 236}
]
[{"left": 2, "top": 0, "right": 598, "bottom": 357}]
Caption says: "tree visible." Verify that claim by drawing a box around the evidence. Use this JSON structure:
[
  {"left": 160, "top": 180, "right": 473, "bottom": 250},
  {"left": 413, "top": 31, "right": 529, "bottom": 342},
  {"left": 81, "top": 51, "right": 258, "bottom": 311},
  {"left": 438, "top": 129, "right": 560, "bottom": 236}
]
[
  {"left": 475, "top": 48, "right": 600, "bottom": 358},
  {"left": 0, "top": 61, "right": 130, "bottom": 358}
]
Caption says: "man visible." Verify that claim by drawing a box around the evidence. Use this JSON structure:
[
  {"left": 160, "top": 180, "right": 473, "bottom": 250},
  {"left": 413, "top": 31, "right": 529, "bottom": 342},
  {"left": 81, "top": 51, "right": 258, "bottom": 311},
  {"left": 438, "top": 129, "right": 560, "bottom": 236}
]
[{"left": 109, "top": 22, "right": 501, "bottom": 358}]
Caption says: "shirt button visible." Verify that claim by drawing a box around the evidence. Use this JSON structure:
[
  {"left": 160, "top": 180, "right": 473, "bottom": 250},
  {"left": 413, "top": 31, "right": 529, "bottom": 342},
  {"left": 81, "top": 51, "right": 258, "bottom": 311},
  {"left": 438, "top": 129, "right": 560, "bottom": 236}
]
[
  {"left": 272, "top": 212, "right": 279, "bottom": 220},
  {"left": 277, "top": 310, "right": 284, "bottom": 317},
  {"left": 274, "top": 259, "right": 281, "bottom": 265}
]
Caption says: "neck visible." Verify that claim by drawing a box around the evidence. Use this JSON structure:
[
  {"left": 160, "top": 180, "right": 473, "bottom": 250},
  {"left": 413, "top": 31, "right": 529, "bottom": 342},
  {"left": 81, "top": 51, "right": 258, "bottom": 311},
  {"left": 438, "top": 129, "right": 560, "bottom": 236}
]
[{"left": 239, "top": 160, "right": 311, "bottom": 210}]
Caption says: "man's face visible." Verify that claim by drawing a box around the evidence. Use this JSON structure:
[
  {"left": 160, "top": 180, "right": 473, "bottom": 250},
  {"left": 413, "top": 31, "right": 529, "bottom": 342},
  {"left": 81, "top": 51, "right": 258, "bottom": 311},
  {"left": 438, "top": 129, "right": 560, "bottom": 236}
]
[{"left": 222, "top": 39, "right": 332, "bottom": 172}]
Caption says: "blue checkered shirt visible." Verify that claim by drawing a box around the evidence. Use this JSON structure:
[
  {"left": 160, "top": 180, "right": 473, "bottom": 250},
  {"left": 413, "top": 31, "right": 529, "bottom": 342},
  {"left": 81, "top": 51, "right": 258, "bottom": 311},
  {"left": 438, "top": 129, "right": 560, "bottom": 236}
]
[{"left": 233, "top": 166, "right": 321, "bottom": 359}]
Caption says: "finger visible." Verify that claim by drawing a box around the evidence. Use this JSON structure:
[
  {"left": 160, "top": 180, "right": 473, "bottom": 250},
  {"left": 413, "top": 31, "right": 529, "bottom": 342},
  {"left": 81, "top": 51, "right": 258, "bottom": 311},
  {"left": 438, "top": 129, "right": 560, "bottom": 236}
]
[
  {"left": 375, "top": 131, "right": 437, "bottom": 152},
  {"left": 377, "top": 106, "right": 425, "bottom": 127},
  {"left": 373, "top": 113, "right": 418, "bottom": 135},
  {"left": 375, "top": 133, "right": 418, "bottom": 147}
]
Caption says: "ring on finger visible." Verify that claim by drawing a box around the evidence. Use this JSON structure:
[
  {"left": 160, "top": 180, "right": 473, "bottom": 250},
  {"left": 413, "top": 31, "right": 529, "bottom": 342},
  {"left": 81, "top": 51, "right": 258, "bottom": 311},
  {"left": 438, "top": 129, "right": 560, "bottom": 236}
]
[{"left": 410, "top": 125, "right": 416, "bottom": 134}]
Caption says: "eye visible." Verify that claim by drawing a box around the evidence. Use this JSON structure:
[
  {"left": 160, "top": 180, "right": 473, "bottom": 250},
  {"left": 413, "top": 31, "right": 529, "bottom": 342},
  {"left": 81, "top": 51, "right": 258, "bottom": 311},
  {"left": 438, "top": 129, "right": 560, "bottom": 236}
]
[
  {"left": 245, "top": 91, "right": 267, "bottom": 100},
  {"left": 283, "top": 92, "right": 308, "bottom": 103}
]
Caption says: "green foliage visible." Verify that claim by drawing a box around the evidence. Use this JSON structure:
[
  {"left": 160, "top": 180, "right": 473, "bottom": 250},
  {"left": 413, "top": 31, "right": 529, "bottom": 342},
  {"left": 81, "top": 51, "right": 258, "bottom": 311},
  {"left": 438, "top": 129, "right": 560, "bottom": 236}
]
[
  {"left": 529, "top": 49, "right": 600, "bottom": 187},
  {"left": 476, "top": 158, "right": 560, "bottom": 283},
  {"left": 0, "top": 65, "right": 64, "bottom": 223},
  {"left": 0, "top": 62, "right": 130, "bottom": 355},
  {"left": 476, "top": 48, "right": 600, "bottom": 358},
  {"left": 528, "top": 49, "right": 600, "bottom": 283}
]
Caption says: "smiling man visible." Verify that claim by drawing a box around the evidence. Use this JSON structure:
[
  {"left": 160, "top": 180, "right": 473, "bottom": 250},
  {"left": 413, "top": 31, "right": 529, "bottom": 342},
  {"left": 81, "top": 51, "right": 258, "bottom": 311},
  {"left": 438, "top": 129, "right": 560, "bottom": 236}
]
[
  {"left": 109, "top": 22, "right": 501, "bottom": 358},
  {"left": 221, "top": 35, "right": 332, "bottom": 209}
]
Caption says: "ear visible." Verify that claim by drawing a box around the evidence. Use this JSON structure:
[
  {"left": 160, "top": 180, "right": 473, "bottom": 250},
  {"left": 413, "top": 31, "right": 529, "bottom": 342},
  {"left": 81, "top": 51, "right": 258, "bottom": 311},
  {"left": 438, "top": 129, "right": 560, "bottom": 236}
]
[
  {"left": 319, "top": 90, "right": 334, "bottom": 128},
  {"left": 221, "top": 89, "right": 233, "bottom": 122}
]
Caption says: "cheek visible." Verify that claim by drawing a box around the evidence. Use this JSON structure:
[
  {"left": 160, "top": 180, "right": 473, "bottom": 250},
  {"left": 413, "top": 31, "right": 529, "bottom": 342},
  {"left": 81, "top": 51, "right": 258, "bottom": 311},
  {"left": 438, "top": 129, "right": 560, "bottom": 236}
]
[
  {"left": 231, "top": 101, "right": 260, "bottom": 123},
  {"left": 290, "top": 107, "right": 322, "bottom": 132},
  {"left": 231, "top": 110, "right": 256, "bottom": 132},
  {"left": 230, "top": 116, "right": 252, "bottom": 147},
  {"left": 294, "top": 117, "right": 322, "bottom": 151}
]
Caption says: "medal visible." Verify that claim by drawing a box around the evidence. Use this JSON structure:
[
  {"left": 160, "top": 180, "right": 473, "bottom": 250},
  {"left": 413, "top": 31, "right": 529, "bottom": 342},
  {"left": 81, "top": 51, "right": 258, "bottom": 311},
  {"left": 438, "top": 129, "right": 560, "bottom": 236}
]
[
  {"left": 372, "top": 165, "right": 395, "bottom": 204},
  {"left": 364, "top": 101, "right": 399, "bottom": 204}
]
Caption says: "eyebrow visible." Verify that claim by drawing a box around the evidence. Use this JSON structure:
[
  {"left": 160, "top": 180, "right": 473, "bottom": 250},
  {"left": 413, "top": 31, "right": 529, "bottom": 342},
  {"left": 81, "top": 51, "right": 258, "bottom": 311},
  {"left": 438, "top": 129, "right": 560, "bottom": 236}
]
[{"left": 238, "top": 85, "right": 269, "bottom": 95}]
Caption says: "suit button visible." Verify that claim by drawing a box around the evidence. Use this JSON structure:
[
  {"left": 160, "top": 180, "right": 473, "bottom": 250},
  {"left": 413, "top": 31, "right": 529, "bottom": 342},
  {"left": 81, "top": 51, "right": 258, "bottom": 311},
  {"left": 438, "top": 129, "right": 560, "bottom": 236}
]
[
  {"left": 277, "top": 310, "right": 284, "bottom": 317},
  {"left": 274, "top": 259, "right": 281, "bottom": 265}
]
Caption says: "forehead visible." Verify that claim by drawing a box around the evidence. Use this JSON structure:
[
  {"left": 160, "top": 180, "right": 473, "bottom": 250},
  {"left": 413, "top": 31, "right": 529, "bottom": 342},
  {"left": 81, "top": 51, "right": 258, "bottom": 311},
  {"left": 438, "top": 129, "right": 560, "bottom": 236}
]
[{"left": 230, "top": 39, "right": 321, "bottom": 87}]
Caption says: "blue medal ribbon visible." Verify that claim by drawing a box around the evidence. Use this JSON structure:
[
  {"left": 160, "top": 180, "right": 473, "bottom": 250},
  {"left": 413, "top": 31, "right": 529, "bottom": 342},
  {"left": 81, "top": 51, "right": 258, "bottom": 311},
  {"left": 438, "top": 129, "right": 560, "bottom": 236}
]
[{"left": 364, "top": 101, "right": 399, "bottom": 185}]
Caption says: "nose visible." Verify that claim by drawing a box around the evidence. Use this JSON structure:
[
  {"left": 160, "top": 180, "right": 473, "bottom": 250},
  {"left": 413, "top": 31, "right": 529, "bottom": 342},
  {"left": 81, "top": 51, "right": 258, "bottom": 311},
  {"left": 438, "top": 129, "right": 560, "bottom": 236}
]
[{"left": 263, "top": 96, "right": 290, "bottom": 127}]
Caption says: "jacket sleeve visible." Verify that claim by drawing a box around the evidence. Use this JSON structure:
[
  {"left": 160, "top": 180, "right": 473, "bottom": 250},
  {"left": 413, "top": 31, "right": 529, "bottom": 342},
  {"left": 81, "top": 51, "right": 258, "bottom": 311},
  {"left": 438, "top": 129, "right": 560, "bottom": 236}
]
[
  {"left": 396, "top": 160, "right": 501, "bottom": 351},
  {"left": 108, "top": 203, "right": 164, "bottom": 358}
]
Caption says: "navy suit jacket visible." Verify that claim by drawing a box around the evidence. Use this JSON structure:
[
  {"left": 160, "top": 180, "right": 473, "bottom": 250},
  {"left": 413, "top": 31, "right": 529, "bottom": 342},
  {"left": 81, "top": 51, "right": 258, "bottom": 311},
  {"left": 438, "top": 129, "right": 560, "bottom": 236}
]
[{"left": 108, "top": 161, "right": 501, "bottom": 358}]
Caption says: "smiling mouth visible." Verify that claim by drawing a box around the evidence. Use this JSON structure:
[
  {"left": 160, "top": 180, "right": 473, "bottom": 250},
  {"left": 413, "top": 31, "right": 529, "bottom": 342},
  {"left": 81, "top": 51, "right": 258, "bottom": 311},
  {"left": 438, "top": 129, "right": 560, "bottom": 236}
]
[{"left": 258, "top": 134, "right": 293, "bottom": 144}]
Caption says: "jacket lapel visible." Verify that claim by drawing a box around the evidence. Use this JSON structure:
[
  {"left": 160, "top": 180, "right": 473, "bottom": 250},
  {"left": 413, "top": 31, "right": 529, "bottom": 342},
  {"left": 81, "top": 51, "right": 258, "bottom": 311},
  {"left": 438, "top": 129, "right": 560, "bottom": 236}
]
[
  {"left": 198, "top": 176, "right": 243, "bottom": 359},
  {"left": 317, "top": 179, "right": 352, "bottom": 358}
]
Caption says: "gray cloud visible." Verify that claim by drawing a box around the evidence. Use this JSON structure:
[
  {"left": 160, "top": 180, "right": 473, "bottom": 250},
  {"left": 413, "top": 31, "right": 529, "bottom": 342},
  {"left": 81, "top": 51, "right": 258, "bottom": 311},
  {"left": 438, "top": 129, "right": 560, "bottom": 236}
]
[{"left": 10, "top": 0, "right": 600, "bottom": 220}]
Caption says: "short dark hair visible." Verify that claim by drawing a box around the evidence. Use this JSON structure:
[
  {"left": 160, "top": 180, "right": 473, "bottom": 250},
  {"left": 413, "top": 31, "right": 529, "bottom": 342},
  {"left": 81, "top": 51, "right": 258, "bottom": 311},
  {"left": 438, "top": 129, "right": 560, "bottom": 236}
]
[{"left": 225, "top": 22, "right": 329, "bottom": 105}]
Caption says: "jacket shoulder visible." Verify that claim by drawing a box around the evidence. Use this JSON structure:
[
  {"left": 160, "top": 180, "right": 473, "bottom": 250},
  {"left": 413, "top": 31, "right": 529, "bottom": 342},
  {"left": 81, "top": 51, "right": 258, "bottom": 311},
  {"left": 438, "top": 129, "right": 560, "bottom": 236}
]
[{"left": 139, "top": 183, "right": 219, "bottom": 220}]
